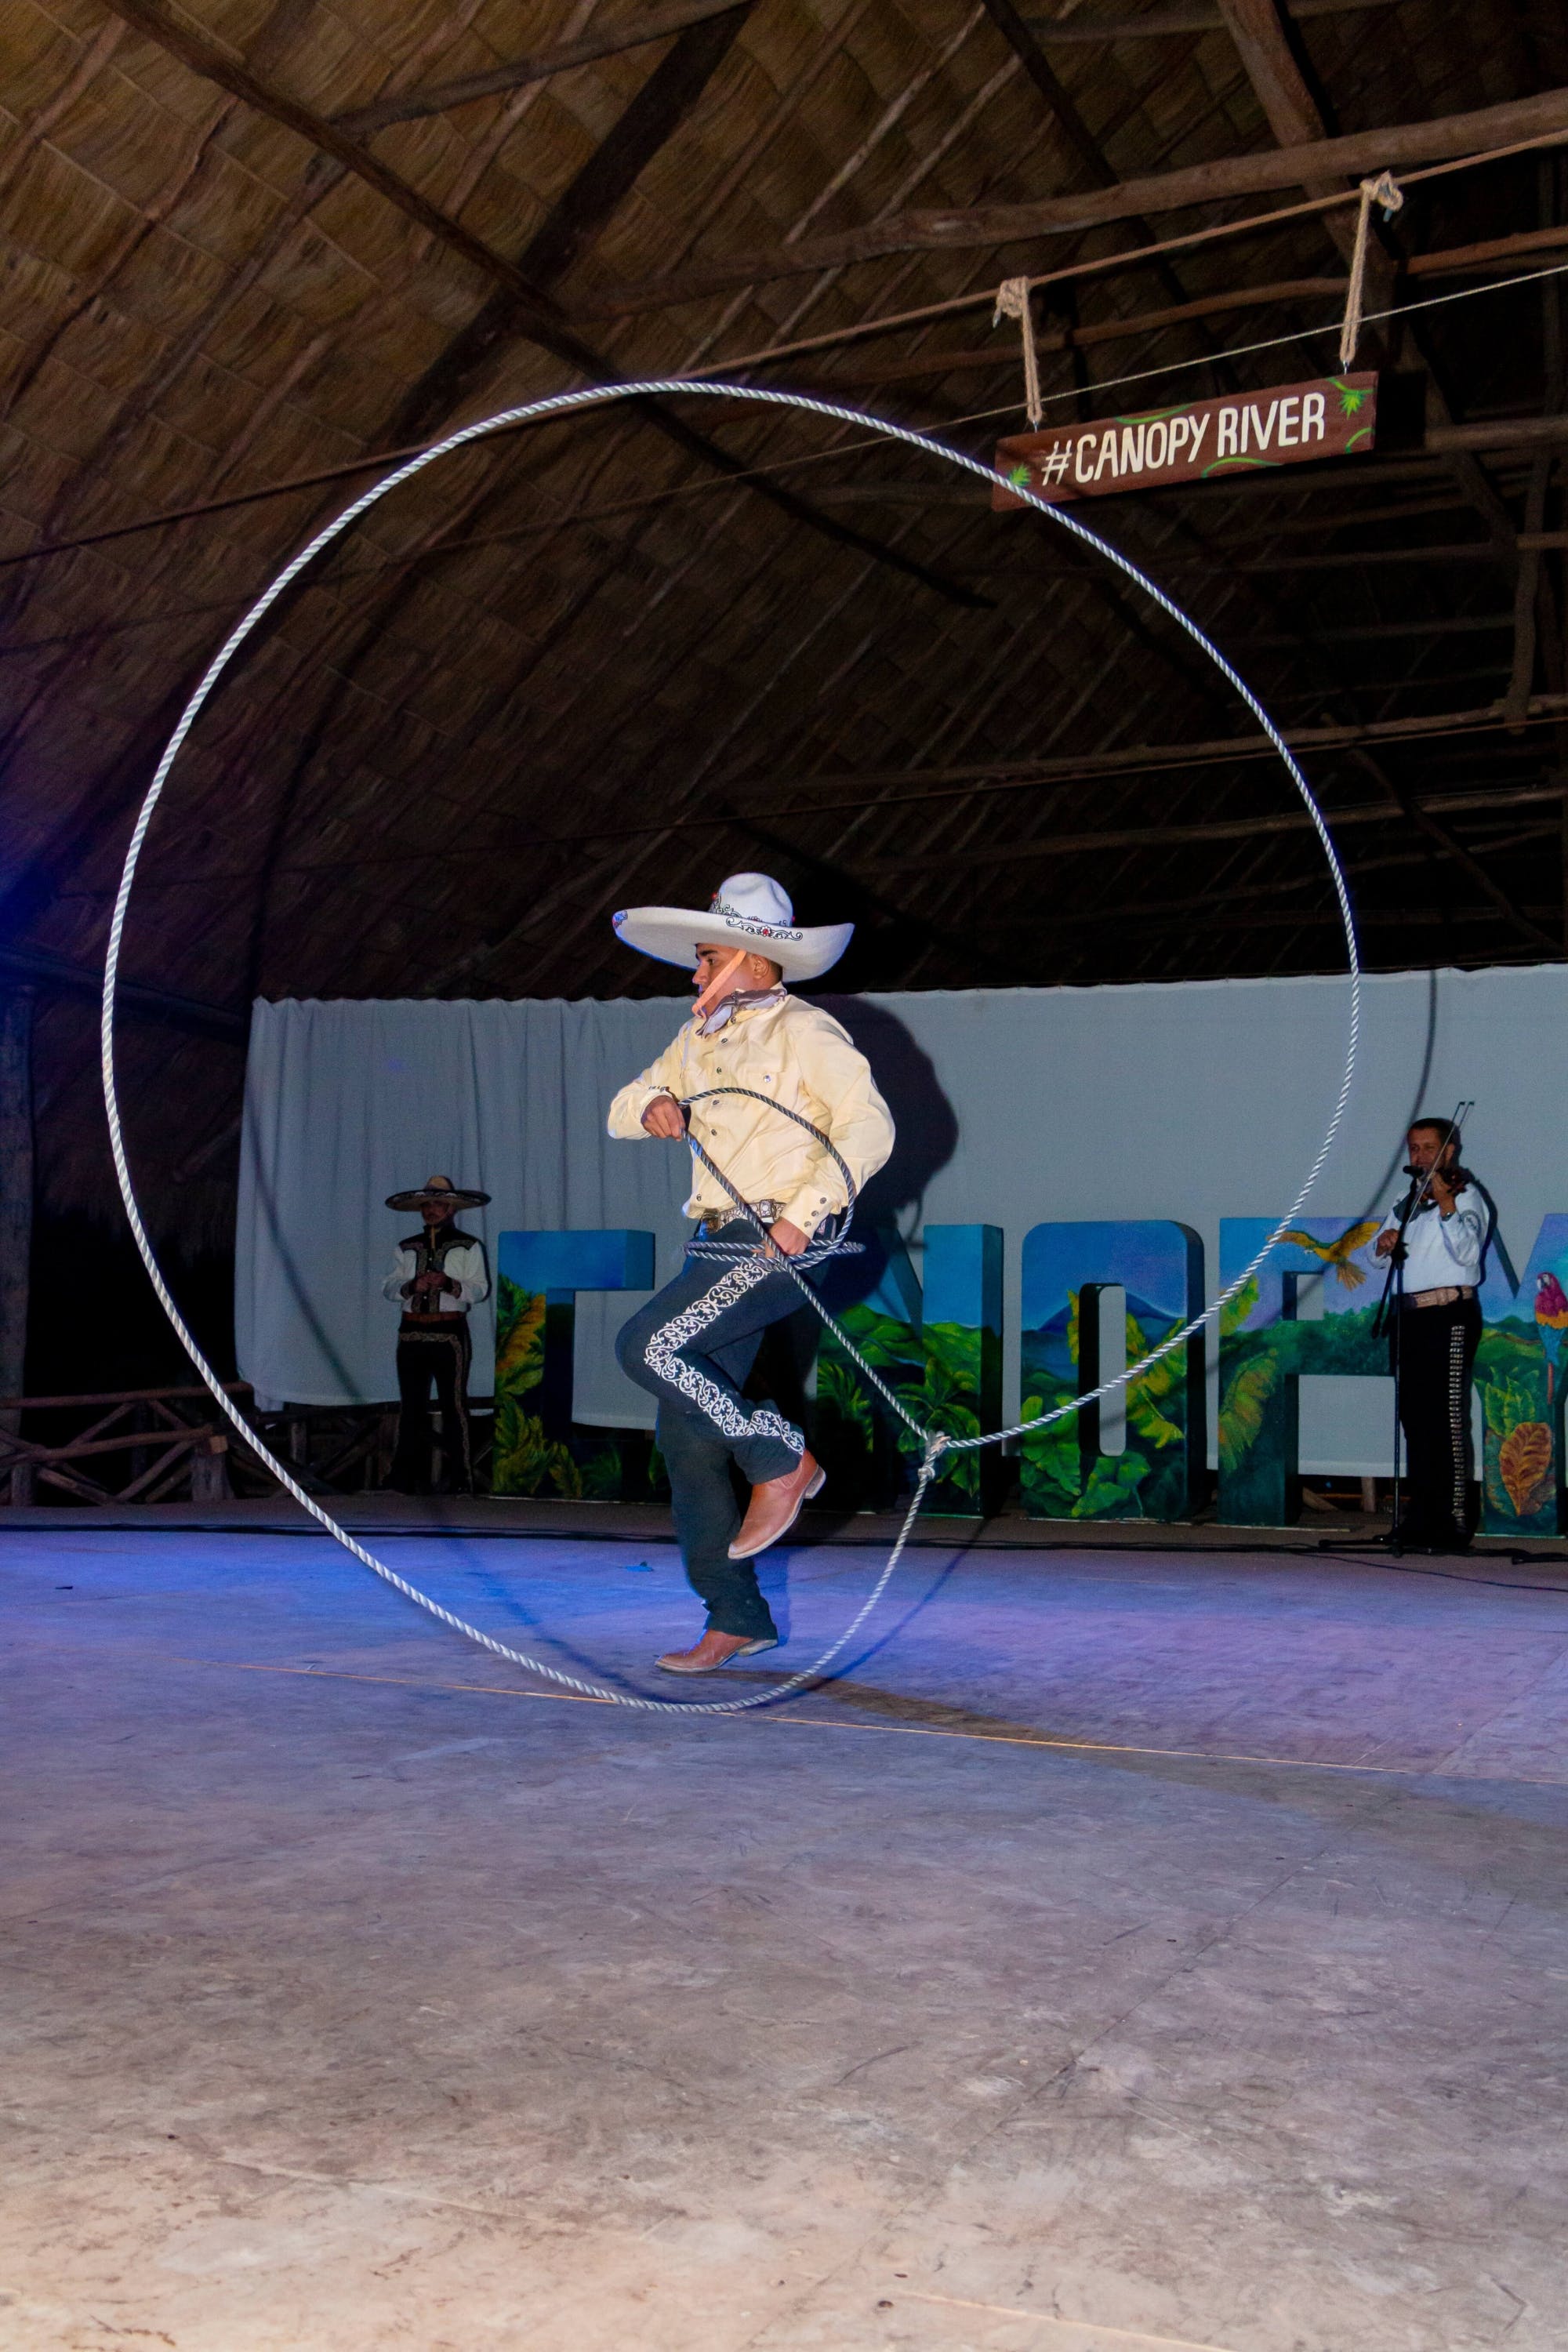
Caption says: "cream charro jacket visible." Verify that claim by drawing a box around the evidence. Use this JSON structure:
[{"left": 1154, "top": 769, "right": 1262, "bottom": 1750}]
[{"left": 607, "top": 994, "right": 895, "bottom": 1235}]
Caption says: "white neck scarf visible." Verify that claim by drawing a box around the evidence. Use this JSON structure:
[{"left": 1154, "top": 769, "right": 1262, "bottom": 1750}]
[{"left": 698, "top": 985, "right": 787, "bottom": 1036}]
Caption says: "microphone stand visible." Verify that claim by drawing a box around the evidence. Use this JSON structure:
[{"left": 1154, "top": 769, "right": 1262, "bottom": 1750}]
[{"left": 1322, "top": 1097, "right": 1473, "bottom": 1556}]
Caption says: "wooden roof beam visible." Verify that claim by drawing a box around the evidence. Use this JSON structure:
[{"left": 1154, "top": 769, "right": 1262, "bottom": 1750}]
[
  {"left": 577, "top": 82, "right": 1568, "bottom": 316},
  {"left": 1211, "top": 0, "right": 1521, "bottom": 570},
  {"left": 976, "top": 0, "right": 1238, "bottom": 383},
  {"left": 1023, "top": 0, "right": 1400, "bottom": 35},
  {"left": 1345, "top": 747, "right": 1560, "bottom": 953},
  {"left": 334, "top": 0, "right": 756, "bottom": 136},
  {"left": 92, "top": 0, "right": 983, "bottom": 612}
]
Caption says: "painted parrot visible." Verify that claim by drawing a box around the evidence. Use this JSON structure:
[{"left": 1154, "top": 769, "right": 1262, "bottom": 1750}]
[
  {"left": 1279, "top": 1218, "right": 1381, "bottom": 1290},
  {"left": 1534, "top": 1270, "right": 1568, "bottom": 1404}
]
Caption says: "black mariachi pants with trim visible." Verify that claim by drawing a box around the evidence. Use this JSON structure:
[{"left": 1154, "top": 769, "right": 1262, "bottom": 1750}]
[
  {"left": 1389, "top": 1294, "right": 1481, "bottom": 1545},
  {"left": 392, "top": 1316, "right": 475, "bottom": 1494},
  {"left": 615, "top": 1219, "right": 808, "bottom": 1639}
]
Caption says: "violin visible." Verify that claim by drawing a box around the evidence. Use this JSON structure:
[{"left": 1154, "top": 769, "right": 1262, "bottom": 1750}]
[{"left": 1396, "top": 1160, "right": 1475, "bottom": 1215}]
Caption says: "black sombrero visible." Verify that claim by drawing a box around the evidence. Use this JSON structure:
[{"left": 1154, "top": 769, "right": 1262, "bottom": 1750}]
[{"left": 385, "top": 1173, "right": 490, "bottom": 1212}]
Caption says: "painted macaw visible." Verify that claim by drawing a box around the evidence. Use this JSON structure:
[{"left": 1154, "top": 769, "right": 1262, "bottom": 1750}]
[{"left": 1535, "top": 1271, "right": 1568, "bottom": 1405}]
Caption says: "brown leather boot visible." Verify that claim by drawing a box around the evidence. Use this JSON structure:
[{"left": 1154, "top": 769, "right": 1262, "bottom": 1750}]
[
  {"left": 655, "top": 1629, "right": 779, "bottom": 1675},
  {"left": 728, "top": 1450, "right": 826, "bottom": 1559}
]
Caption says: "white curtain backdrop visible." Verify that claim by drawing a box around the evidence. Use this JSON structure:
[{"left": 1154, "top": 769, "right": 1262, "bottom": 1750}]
[{"left": 237, "top": 965, "right": 1568, "bottom": 1472}]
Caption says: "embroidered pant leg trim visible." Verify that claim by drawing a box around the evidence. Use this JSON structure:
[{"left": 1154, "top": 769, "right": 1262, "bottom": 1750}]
[
  {"left": 644, "top": 1258, "right": 804, "bottom": 1457},
  {"left": 1447, "top": 1315, "right": 1469, "bottom": 1535},
  {"left": 396, "top": 1324, "right": 474, "bottom": 1490}
]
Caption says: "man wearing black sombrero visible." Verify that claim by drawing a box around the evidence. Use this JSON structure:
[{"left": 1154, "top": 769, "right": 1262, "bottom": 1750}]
[
  {"left": 608, "top": 874, "right": 893, "bottom": 1674},
  {"left": 382, "top": 1175, "right": 491, "bottom": 1495}
]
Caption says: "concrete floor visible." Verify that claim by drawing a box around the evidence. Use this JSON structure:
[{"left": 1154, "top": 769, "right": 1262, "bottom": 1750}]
[{"left": 3, "top": 1523, "right": 1568, "bottom": 2352}]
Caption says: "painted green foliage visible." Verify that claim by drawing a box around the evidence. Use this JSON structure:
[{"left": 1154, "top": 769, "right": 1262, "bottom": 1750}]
[
  {"left": 810, "top": 1227, "right": 1001, "bottom": 1514},
  {"left": 812, "top": 1311, "right": 990, "bottom": 1509},
  {"left": 1019, "top": 1292, "right": 1191, "bottom": 1520},
  {"left": 812, "top": 1301, "right": 920, "bottom": 1512},
  {"left": 1475, "top": 1319, "right": 1555, "bottom": 1534},
  {"left": 1474, "top": 1213, "right": 1567, "bottom": 1537},
  {"left": 491, "top": 1275, "right": 655, "bottom": 1501},
  {"left": 1216, "top": 1219, "right": 1385, "bottom": 1524}
]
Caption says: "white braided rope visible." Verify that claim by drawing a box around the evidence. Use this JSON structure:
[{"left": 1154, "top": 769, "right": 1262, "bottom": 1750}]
[{"left": 100, "top": 379, "right": 1359, "bottom": 1711}]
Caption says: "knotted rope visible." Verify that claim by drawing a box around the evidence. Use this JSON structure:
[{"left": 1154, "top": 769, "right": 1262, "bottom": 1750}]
[
  {"left": 993, "top": 275, "right": 1044, "bottom": 428},
  {"left": 1339, "top": 171, "right": 1404, "bottom": 368}
]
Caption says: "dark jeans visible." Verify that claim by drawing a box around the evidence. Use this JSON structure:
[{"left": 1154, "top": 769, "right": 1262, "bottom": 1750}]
[
  {"left": 1390, "top": 1296, "right": 1481, "bottom": 1545},
  {"left": 615, "top": 1225, "right": 808, "bottom": 1639},
  {"left": 392, "top": 1319, "right": 474, "bottom": 1494}
]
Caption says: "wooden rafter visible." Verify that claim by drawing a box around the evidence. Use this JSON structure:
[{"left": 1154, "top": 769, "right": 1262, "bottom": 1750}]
[
  {"left": 91, "top": 0, "right": 982, "bottom": 612},
  {"left": 1023, "top": 0, "right": 1400, "bottom": 35},
  {"left": 977, "top": 0, "right": 1238, "bottom": 386},
  {"left": 334, "top": 0, "right": 757, "bottom": 135},
  {"left": 578, "top": 83, "right": 1568, "bottom": 316}
]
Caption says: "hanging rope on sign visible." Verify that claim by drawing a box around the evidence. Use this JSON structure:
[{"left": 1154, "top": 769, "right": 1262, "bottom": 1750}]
[
  {"left": 1339, "top": 171, "right": 1404, "bottom": 367},
  {"left": 993, "top": 276, "right": 1044, "bottom": 428}
]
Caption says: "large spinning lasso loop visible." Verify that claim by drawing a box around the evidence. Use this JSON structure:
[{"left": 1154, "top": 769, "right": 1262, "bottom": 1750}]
[{"left": 100, "top": 380, "right": 1360, "bottom": 1715}]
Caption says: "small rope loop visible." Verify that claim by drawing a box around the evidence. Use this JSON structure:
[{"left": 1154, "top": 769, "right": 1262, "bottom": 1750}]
[
  {"left": 993, "top": 274, "right": 1044, "bottom": 428},
  {"left": 1339, "top": 171, "right": 1403, "bottom": 368}
]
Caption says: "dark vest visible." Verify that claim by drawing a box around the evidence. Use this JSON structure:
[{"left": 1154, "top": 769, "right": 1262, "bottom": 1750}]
[{"left": 401, "top": 1225, "right": 481, "bottom": 1281}]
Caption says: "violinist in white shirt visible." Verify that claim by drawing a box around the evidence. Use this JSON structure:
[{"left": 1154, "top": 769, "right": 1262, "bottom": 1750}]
[{"left": 1374, "top": 1117, "right": 1486, "bottom": 1552}]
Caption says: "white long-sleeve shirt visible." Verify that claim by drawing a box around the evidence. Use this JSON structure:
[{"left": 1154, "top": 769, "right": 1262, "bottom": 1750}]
[
  {"left": 607, "top": 993, "right": 894, "bottom": 1233},
  {"left": 1375, "top": 1182, "right": 1484, "bottom": 1291},
  {"left": 381, "top": 1234, "right": 489, "bottom": 1314}
]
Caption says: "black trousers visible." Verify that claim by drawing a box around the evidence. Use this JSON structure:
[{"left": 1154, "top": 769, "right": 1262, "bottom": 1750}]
[
  {"left": 391, "top": 1319, "right": 474, "bottom": 1494},
  {"left": 615, "top": 1222, "right": 807, "bottom": 1639},
  {"left": 1389, "top": 1296, "right": 1480, "bottom": 1546}
]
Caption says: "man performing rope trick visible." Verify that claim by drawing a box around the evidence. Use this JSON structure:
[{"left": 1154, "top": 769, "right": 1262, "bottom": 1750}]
[{"left": 608, "top": 874, "right": 894, "bottom": 1675}]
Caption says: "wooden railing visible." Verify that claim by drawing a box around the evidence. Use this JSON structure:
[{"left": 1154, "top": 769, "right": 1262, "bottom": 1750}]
[
  {"left": 0, "top": 1387, "right": 493, "bottom": 1504},
  {"left": 0, "top": 1381, "right": 247, "bottom": 1505}
]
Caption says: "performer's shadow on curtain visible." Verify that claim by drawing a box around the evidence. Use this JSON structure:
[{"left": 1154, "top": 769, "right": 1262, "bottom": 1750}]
[{"left": 743, "top": 999, "right": 960, "bottom": 1529}]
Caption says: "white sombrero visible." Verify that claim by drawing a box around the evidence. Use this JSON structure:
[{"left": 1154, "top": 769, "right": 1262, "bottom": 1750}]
[{"left": 612, "top": 872, "right": 853, "bottom": 983}]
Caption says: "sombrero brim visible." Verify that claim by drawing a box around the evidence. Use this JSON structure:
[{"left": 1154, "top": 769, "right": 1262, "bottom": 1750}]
[
  {"left": 612, "top": 904, "right": 853, "bottom": 982},
  {"left": 386, "top": 1188, "right": 491, "bottom": 1210}
]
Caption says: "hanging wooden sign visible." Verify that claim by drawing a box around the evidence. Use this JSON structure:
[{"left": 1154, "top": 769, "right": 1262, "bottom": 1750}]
[{"left": 992, "top": 372, "right": 1377, "bottom": 507}]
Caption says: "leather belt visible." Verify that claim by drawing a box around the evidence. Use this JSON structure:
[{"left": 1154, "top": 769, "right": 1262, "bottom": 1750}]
[
  {"left": 400, "top": 1311, "right": 466, "bottom": 1328},
  {"left": 699, "top": 1200, "right": 781, "bottom": 1234},
  {"left": 1403, "top": 1284, "right": 1475, "bottom": 1309}
]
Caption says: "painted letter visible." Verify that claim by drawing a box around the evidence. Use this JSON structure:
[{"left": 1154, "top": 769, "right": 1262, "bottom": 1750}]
[
  {"left": 1277, "top": 395, "right": 1300, "bottom": 448},
  {"left": 1187, "top": 413, "right": 1211, "bottom": 461},
  {"left": 1120, "top": 422, "right": 1146, "bottom": 473},
  {"left": 495, "top": 1230, "right": 658, "bottom": 1494},
  {"left": 1247, "top": 400, "right": 1280, "bottom": 452},
  {"left": 1145, "top": 418, "right": 1169, "bottom": 469},
  {"left": 1218, "top": 406, "right": 1239, "bottom": 458},
  {"left": 1020, "top": 1221, "right": 1205, "bottom": 1523},
  {"left": 1075, "top": 431, "right": 1098, "bottom": 485},
  {"left": 1094, "top": 432, "right": 1120, "bottom": 480},
  {"left": 1302, "top": 390, "right": 1326, "bottom": 440}
]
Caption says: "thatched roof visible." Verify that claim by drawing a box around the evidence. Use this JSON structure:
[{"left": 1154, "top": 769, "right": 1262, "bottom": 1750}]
[{"left": 2, "top": 0, "right": 1566, "bottom": 1230}]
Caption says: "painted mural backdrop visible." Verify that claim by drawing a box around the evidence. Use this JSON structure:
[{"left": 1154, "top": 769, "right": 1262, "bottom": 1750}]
[
  {"left": 485, "top": 1212, "right": 1565, "bottom": 1534},
  {"left": 1018, "top": 1221, "right": 1204, "bottom": 1520}
]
